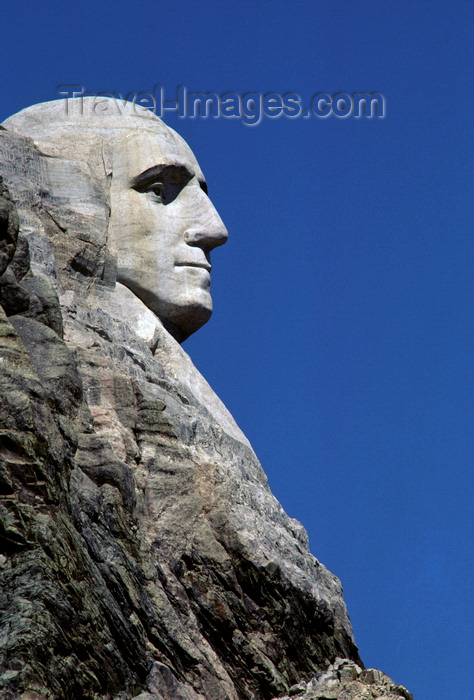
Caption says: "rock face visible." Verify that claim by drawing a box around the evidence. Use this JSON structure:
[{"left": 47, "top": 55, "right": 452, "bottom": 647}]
[
  {"left": 273, "top": 659, "right": 413, "bottom": 700},
  {"left": 0, "top": 101, "right": 411, "bottom": 700}
]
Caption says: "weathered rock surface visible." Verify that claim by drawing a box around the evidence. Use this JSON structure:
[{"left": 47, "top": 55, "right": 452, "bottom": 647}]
[
  {"left": 273, "top": 659, "right": 413, "bottom": 700},
  {"left": 0, "top": 105, "right": 411, "bottom": 700}
]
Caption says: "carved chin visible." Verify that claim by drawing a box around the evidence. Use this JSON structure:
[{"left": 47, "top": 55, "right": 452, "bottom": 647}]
[
  {"left": 115, "top": 274, "right": 213, "bottom": 342},
  {"left": 145, "top": 293, "right": 213, "bottom": 343},
  {"left": 161, "top": 303, "right": 213, "bottom": 343}
]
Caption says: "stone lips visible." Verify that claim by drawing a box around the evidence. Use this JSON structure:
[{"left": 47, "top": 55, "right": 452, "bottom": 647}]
[{"left": 0, "top": 105, "right": 411, "bottom": 699}]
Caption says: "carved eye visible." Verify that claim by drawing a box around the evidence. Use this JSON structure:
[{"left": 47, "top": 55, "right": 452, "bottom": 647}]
[
  {"left": 132, "top": 166, "right": 193, "bottom": 205},
  {"left": 147, "top": 182, "right": 166, "bottom": 200}
]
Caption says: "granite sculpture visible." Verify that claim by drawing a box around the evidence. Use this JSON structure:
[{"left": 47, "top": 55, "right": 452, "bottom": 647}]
[{"left": 0, "top": 98, "right": 412, "bottom": 699}]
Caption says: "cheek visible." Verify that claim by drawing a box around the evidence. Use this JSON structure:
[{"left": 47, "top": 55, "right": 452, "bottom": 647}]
[
  {"left": 138, "top": 205, "right": 186, "bottom": 255},
  {"left": 109, "top": 192, "right": 141, "bottom": 252},
  {"left": 111, "top": 192, "right": 185, "bottom": 265}
]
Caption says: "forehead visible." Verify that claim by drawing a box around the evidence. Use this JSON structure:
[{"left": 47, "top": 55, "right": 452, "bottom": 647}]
[{"left": 112, "top": 126, "right": 204, "bottom": 184}]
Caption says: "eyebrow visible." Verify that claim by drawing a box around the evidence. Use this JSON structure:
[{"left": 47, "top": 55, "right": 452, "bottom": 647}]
[{"left": 131, "top": 164, "right": 195, "bottom": 190}]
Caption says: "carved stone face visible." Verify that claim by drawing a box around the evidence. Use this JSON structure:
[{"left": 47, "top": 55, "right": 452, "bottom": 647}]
[
  {"left": 2, "top": 99, "right": 228, "bottom": 343},
  {"left": 108, "top": 126, "right": 228, "bottom": 342}
]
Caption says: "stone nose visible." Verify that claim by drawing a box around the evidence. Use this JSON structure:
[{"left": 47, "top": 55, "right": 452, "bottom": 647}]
[
  {"left": 183, "top": 187, "right": 228, "bottom": 252},
  {"left": 184, "top": 226, "right": 228, "bottom": 251}
]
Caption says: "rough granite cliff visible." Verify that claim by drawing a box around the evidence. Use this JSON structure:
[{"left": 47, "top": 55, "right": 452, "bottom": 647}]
[{"left": 0, "top": 100, "right": 412, "bottom": 700}]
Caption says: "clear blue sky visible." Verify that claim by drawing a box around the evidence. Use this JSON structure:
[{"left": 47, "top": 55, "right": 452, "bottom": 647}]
[{"left": 1, "top": 2, "right": 472, "bottom": 698}]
